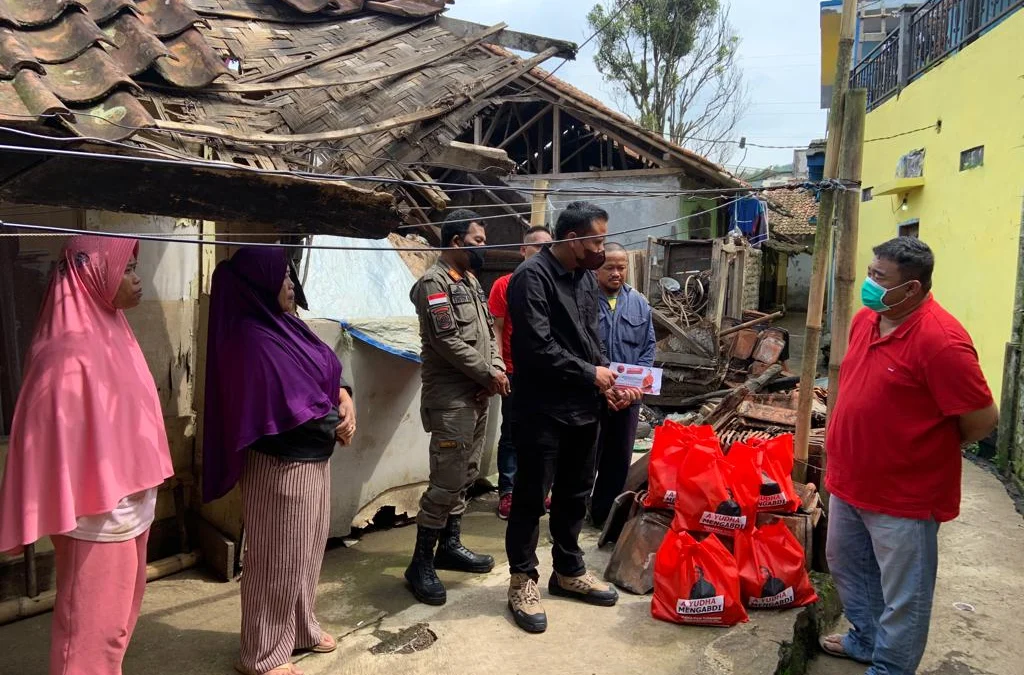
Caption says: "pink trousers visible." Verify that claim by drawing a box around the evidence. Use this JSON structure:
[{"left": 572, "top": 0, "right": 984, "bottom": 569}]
[{"left": 49, "top": 531, "right": 149, "bottom": 675}]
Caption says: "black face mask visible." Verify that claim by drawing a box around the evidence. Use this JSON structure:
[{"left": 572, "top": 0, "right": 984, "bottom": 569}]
[
  {"left": 578, "top": 248, "right": 606, "bottom": 271},
  {"left": 466, "top": 246, "right": 485, "bottom": 274}
]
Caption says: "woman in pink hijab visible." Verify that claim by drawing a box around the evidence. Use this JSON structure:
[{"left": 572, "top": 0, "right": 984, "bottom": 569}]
[{"left": 0, "top": 235, "right": 173, "bottom": 675}]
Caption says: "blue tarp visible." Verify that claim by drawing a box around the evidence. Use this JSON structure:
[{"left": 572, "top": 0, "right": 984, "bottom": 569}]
[{"left": 338, "top": 318, "right": 421, "bottom": 364}]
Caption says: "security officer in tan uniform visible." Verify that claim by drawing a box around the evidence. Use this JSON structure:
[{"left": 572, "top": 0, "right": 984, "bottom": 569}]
[{"left": 405, "top": 209, "right": 510, "bottom": 605}]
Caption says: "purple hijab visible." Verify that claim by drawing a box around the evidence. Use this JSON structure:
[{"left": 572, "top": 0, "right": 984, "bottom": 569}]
[{"left": 202, "top": 247, "right": 342, "bottom": 502}]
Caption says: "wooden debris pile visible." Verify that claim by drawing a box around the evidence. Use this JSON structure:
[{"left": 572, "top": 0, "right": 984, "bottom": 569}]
[{"left": 630, "top": 232, "right": 826, "bottom": 452}]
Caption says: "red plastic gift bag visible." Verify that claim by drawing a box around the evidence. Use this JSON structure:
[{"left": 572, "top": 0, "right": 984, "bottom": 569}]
[
  {"left": 652, "top": 530, "right": 748, "bottom": 626},
  {"left": 734, "top": 521, "right": 818, "bottom": 610},
  {"left": 644, "top": 422, "right": 719, "bottom": 510},
  {"left": 673, "top": 443, "right": 760, "bottom": 535},
  {"left": 728, "top": 434, "right": 800, "bottom": 513}
]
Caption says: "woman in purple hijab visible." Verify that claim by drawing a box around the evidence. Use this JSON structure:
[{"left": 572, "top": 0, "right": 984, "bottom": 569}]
[{"left": 203, "top": 246, "right": 355, "bottom": 675}]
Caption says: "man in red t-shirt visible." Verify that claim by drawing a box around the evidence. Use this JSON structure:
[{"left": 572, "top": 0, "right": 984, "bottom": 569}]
[
  {"left": 821, "top": 237, "right": 997, "bottom": 675},
  {"left": 489, "top": 226, "right": 553, "bottom": 519}
]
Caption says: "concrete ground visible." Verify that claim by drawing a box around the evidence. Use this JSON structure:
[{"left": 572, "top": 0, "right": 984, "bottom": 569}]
[
  {"left": 1, "top": 498, "right": 822, "bottom": 675},
  {"left": 777, "top": 310, "right": 808, "bottom": 375},
  {"left": 808, "top": 461, "right": 1024, "bottom": 675},
  {"left": 3, "top": 460, "right": 1015, "bottom": 675}
]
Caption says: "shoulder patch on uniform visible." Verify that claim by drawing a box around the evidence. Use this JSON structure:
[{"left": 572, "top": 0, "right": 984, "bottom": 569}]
[
  {"left": 430, "top": 304, "right": 455, "bottom": 334},
  {"left": 427, "top": 292, "right": 448, "bottom": 307},
  {"left": 438, "top": 440, "right": 458, "bottom": 449},
  {"left": 447, "top": 268, "right": 463, "bottom": 282}
]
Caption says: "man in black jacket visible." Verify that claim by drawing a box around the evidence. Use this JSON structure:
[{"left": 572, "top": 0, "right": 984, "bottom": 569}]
[{"left": 503, "top": 201, "right": 624, "bottom": 633}]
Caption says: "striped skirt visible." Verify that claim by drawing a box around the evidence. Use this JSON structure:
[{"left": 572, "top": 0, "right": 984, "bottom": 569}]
[{"left": 239, "top": 452, "right": 330, "bottom": 673}]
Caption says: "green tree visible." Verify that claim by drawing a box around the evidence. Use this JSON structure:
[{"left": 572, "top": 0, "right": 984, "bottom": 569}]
[{"left": 588, "top": 0, "right": 748, "bottom": 163}]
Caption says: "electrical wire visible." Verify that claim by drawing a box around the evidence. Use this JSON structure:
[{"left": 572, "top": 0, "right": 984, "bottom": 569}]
[
  {"left": 1, "top": 101, "right": 937, "bottom": 171},
  {"left": 863, "top": 123, "right": 939, "bottom": 143},
  {"left": 0, "top": 197, "right": 747, "bottom": 251},
  {"left": 517, "top": 0, "right": 634, "bottom": 97},
  {"left": 0, "top": 125, "right": 856, "bottom": 198}
]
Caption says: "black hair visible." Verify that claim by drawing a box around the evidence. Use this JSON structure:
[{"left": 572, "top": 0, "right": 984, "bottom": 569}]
[
  {"left": 873, "top": 236, "right": 934, "bottom": 291},
  {"left": 523, "top": 225, "right": 551, "bottom": 241},
  {"left": 554, "top": 201, "right": 610, "bottom": 240},
  {"left": 441, "top": 209, "right": 483, "bottom": 247}
]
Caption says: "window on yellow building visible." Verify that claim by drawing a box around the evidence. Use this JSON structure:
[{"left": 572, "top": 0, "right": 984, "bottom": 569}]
[
  {"left": 898, "top": 218, "right": 920, "bottom": 239},
  {"left": 960, "top": 146, "right": 984, "bottom": 171}
]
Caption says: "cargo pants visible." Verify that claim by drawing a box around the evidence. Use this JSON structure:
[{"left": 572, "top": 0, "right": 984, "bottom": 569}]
[{"left": 416, "top": 400, "right": 489, "bottom": 529}]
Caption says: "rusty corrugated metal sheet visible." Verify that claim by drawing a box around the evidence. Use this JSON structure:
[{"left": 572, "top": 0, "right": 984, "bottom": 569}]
[{"left": 0, "top": 0, "right": 229, "bottom": 140}]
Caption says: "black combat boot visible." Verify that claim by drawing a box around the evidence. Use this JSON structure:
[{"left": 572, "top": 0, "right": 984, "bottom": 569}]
[
  {"left": 434, "top": 514, "right": 495, "bottom": 573},
  {"left": 404, "top": 526, "right": 447, "bottom": 605}
]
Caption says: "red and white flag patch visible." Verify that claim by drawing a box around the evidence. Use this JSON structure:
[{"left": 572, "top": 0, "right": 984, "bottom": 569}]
[{"left": 427, "top": 292, "right": 448, "bottom": 307}]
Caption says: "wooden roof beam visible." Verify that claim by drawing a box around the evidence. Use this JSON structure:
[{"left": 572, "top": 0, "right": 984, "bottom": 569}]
[
  {"left": 418, "top": 141, "right": 516, "bottom": 175},
  {"left": 464, "top": 173, "right": 531, "bottom": 230},
  {"left": 437, "top": 17, "right": 578, "bottom": 60},
  {"left": 498, "top": 103, "right": 553, "bottom": 149}
]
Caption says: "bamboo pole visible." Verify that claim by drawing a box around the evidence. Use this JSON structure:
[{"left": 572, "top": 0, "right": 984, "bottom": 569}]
[
  {"left": 530, "top": 179, "right": 549, "bottom": 226},
  {"left": 825, "top": 88, "right": 868, "bottom": 421},
  {"left": 0, "top": 552, "right": 200, "bottom": 626},
  {"left": 821, "top": 89, "right": 867, "bottom": 502},
  {"left": 793, "top": 0, "right": 857, "bottom": 482}
]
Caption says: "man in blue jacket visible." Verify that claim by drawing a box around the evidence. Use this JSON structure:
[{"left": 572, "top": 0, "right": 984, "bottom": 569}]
[{"left": 590, "top": 242, "right": 656, "bottom": 527}]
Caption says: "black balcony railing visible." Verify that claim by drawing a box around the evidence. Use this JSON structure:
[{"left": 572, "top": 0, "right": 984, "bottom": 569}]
[
  {"left": 850, "top": 30, "right": 900, "bottom": 110},
  {"left": 851, "top": 0, "right": 1023, "bottom": 110}
]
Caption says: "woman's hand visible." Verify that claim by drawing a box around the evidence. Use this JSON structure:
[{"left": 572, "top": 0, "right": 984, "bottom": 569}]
[{"left": 336, "top": 388, "right": 356, "bottom": 445}]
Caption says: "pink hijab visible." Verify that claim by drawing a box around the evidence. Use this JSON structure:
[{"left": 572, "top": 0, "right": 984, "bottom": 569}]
[{"left": 0, "top": 236, "right": 173, "bottom": 554}]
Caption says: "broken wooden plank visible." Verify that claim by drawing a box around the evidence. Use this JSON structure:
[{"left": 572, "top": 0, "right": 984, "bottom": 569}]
[
  {"left": 701, "top": 364, "right": 784, "bottom": 431},
  {"left": 654, "top": 351, "right": 717, "bottom": 368},
  {"left": 651, "top": 308, "right": 714, "bottom": 357},
  {"left": 707, "top": 239, "right": 727, "bottom": 329},
  {"left": 736, "top": 400, "right": 798, "bottom": 427},
  {"left": 643, "top": 389, "right": 731, "bottom": 409},
  {"left": 437, "top": 16, "right": 578, "bottom": 59},
  {"left": 156, "top": 108, "right": 451, "bottom": 145},
  {"left": 419, "top": 141, "right": 516, "bottom": 174},
  {"left": 405, "top": 169, "right": 450, "bottom": 211}
]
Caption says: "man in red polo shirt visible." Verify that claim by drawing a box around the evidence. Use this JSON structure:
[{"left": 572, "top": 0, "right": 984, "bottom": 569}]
[
  {"left": 822, "top": 237, "right": 998, "bottom": 675},
  {"left": 488, "top": 225, "right": 553, "bottom": 519}
]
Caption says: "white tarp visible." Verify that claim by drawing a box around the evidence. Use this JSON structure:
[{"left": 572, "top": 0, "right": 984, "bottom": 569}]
[{"left": 299, "top": 235, "right": 417, "bottom": 320}]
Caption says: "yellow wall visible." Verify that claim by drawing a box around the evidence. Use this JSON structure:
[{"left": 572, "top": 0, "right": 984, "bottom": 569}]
[
  {"left": 820, "top": 2, "right": 842, "bottom": 105},
  {"left": 858, "top": 9, "right": 1024, "bottom": 402}
]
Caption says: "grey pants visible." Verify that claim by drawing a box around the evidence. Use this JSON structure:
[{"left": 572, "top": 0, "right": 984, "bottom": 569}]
[{"left": 417, "top": 402, "right": 488, "bottom": 529}]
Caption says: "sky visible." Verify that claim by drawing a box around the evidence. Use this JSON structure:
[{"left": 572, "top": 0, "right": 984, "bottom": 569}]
[{"left": 447, "top": 0, "right": 827, "bottom": 174}]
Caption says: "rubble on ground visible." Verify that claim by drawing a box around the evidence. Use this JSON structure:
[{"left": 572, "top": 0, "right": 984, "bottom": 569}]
[{"left": 635, "top": 233, "right": 827, "bottom": 454}]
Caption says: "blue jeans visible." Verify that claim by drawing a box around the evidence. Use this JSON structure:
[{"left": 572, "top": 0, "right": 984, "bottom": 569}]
[
  {"left": 497, "top": 390, "right": 517, "bottom": 495},
  {"left": 826, "top": 495, "right": 940, "bottom": 675}
]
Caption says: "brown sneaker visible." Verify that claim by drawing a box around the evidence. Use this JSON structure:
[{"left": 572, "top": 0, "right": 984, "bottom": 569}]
[
  {"left": 548, "top": 570, "right": 619, "bottom": 607},
  {"left": 508, "top": 573, "right": 547, "bottom": 633}
]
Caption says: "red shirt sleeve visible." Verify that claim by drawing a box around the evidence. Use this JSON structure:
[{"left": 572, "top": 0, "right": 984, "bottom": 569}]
[
  {"left": 923, "top": 341, "right": 993, "bottom": 417},
  {"left": 488, "top": 275, "right": 509, "bottom": 319}
]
